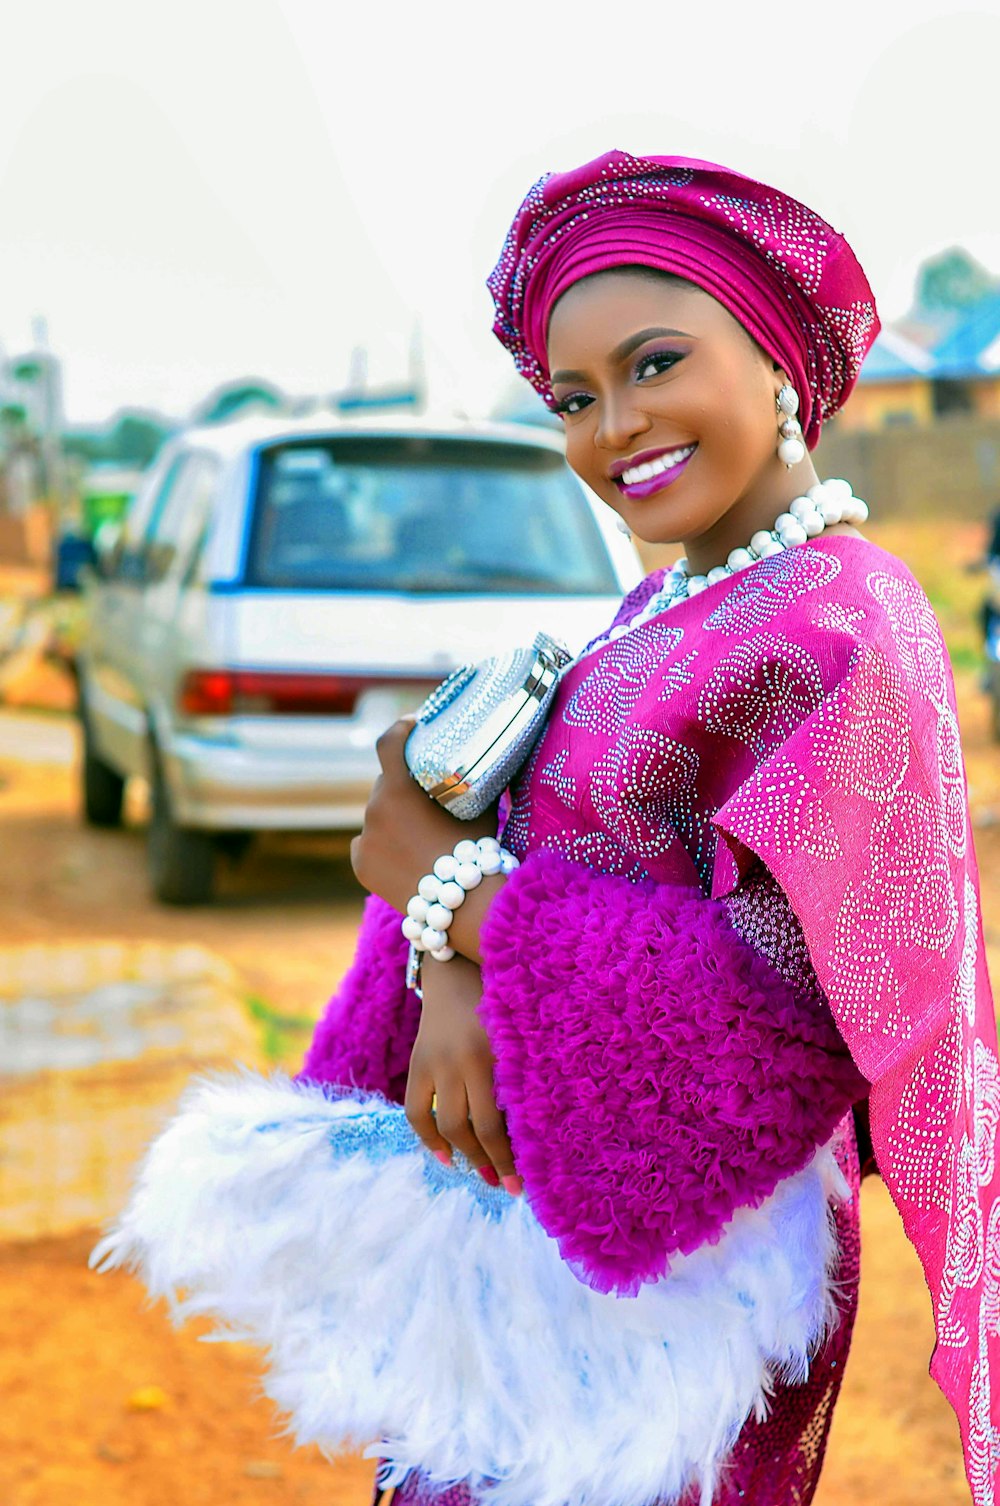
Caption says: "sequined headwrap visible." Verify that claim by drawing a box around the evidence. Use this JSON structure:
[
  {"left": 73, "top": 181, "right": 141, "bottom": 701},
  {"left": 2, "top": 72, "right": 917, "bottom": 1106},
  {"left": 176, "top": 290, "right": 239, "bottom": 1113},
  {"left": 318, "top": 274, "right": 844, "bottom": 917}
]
[{"left": 488, "top": 150, "right": 880, "bottom": 449}]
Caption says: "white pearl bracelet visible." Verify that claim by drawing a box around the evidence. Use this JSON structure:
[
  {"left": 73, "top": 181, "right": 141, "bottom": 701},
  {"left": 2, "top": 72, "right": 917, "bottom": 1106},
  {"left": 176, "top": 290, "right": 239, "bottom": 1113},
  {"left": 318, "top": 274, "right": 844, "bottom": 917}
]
[{"left": 402, "top": 837, "right": 519, "bottom": 992}]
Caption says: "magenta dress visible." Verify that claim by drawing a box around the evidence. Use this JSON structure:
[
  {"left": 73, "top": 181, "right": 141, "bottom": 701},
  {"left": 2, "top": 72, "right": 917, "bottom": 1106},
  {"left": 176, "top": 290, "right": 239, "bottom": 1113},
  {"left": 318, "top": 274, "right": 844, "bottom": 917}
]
[{"left": 302, "top": 537, "right": 999, "bottom": 1506}]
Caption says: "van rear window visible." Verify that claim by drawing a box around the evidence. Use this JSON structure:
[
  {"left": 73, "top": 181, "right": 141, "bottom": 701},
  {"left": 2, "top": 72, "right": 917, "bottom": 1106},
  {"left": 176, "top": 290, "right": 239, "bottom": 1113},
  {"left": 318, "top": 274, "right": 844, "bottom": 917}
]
[{"left": 245, "top": 437, "right": 619, "bottom": 595}]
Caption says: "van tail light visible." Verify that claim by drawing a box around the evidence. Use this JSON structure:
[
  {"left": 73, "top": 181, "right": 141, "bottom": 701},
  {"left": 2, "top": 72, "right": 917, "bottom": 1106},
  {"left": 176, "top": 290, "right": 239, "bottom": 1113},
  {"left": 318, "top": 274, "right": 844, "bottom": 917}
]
[{"left": 178, "top": 669, "right": 440, "bottom": 717}]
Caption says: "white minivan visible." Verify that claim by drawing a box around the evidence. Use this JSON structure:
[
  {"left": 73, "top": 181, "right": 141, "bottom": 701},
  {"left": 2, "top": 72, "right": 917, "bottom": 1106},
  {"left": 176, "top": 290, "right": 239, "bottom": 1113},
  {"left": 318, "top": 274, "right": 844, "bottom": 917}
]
[{"left": 77, "top": 411, "right": 642, "bottom": 904}]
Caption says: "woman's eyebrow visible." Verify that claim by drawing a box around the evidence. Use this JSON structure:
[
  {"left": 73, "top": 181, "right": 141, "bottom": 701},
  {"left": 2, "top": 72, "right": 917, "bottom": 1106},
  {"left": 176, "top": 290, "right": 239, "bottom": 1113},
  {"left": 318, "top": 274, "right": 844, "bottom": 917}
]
[
  {"left": 610, "top": 326, "right": 692, "bottom": 363},
  {"left": 551, "top": 326, "right": 693, "bottom": 386}
]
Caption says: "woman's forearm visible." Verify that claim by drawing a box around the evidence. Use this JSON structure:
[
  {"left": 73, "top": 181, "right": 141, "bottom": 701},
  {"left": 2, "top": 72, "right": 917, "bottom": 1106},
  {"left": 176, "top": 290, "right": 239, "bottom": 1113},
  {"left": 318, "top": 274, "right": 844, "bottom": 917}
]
[{"left": 444, "top": 873, "right": 505, "bottom": 965}]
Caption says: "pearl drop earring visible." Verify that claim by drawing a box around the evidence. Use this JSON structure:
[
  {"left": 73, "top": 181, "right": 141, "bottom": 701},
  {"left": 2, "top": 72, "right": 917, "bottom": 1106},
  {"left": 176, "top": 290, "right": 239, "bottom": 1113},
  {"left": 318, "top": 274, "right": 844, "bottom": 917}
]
[
  {"left": 776, "top": 385, "right": 806, "bottom": 468},
  {"left": 614, "top": 515, "right": 632, "bottom": 537}
]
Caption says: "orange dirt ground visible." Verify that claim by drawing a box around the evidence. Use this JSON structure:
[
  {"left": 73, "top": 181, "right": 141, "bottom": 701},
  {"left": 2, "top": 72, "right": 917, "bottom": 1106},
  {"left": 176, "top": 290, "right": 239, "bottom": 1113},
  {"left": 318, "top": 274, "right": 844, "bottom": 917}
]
[{"left": 0, "top": 520, "right": 997, "bottom": 1506}]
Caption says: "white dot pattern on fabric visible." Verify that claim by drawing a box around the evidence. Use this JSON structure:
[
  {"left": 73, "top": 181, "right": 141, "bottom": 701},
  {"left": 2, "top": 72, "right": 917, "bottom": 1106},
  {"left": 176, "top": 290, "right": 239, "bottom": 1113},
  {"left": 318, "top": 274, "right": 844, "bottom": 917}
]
[
  {"left": 827, "top": 883, "right": 909, "bottom": 1039},
  {"left": 813, "top": 600, "right": 868, "bottom": 637},
  {"left": 869, "top": 791, "right": 958, "bottom": 952},
  {"left": 983, "top": 1199, "right": 1000, "bottom": 1339},
  {"left": 698, "top": 635, "right": 824, "bottom": 759},
  {"left": 969, "top": 1310, "right": 1000, "bottom": 1501},
  {"left": 724, "top": 757, "right": 843, "bottom": 864},
  {"left": 899, "top": 868, "right": 1000, "bottom": 1505},
  {"left": 959, "top": 877, "right": 984, "bottom": 1030},
  {"left": 589, "top": 727, "right": 702, "bottom": 867},
  {"left": 538, "top": 748, "right": 577, "bottom": 810},
  {"left": 702, "top": 548, "right": 842, "bottom": 635},
  {"left": 699, "top": 191, "right": 827, "bottom": 297},
  {"left": 823, "top": 790, "right": 958, "bottom": 1036},
  {"left": 537, "top": 827, "right": 647, "bottom": 882},
  {"left": 937, "top": 1136, "right": 987, "bottom": 1348},
  {"left": 809, "top": 645, "right": 911, "bottom": 805},
  {"left": 973, "top": 1041, "right": 1000, "bottom": 1191},
  {"left": 937, "top": 704, "right": 968, "bottom": 858},
  {"left": 502, "top": 738, "right": 546, "bottom": 858},
  {"left": 563, "top": 622, "right": 688, "bottom": 735},
  {"left": 885, "top": 882, "right": 978, "bottom": 1214},
  {"left": 826, "top": 301, "right": 881, "bottom": 381},
  {"left": 886, "top": 1025, "right": 960, "bottom": 1213},
  {"left": 867, "top": 571, "right": 948, "bottom": 708}
]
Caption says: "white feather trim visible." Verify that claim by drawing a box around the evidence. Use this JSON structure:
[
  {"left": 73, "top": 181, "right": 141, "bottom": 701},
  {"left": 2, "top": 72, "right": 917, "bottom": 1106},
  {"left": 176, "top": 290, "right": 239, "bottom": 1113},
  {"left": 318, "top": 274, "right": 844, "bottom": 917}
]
[{"left": 91, "top": 1072, "right": 849, "bottom": 1506}]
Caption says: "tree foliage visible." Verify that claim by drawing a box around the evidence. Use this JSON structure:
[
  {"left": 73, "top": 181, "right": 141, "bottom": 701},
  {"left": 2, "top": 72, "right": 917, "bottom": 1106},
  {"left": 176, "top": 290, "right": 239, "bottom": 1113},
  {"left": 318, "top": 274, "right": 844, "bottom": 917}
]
[
  {"left": 63, "top": 409, "right": 174, "bottom": 467},
  {"left": 916, "top": 249, "right": 998, "bottom": 313}
]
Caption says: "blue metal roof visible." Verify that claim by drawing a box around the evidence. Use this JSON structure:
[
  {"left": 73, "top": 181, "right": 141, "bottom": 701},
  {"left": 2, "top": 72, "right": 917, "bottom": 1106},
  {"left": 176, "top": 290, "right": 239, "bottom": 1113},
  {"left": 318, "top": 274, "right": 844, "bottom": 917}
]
[
  {"left": 932, "top": 291, "right": 1000, "bottom": 378},
  {"left": 858, "top": 330, "right": 934, "bottom": 383}
]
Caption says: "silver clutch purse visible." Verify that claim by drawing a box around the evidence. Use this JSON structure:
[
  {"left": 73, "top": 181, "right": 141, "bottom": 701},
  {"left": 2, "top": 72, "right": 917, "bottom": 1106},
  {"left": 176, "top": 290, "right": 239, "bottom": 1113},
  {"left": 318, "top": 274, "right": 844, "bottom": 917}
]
[{"left": 405, "top": 631, "right": 572, "bottom": 820}]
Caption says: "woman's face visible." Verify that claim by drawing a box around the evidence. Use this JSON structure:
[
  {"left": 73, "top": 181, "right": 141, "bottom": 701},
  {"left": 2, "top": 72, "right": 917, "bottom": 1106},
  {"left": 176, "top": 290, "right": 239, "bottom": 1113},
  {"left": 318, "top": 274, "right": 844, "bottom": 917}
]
[{"left": 546, "top": 270, "right": 818, "bottom": 565}]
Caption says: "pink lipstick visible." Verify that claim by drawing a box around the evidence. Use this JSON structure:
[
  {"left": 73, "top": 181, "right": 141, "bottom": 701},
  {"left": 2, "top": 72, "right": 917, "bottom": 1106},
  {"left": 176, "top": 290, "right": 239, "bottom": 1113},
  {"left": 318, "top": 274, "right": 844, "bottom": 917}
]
[{"left": 616, "top": 444, "right": 696, "bottom": 500}]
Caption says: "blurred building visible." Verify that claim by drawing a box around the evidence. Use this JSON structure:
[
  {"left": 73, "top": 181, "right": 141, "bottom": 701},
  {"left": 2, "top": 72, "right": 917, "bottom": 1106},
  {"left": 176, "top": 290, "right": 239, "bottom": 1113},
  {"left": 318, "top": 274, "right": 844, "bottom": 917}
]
[
  {"left": 840, "top": 248, "right": 1000, "bottom": 435},
  {"left": 931, "top": 291, "right": 1000, "bottom": 420},
  {"left": 836, "top": 329, "right": 935, "bottom": 431},
  {"left": 191, "top": 378, "right": 287, "bottom": 426},
  {"left": 6, "top": 347, "right": 64, "bottom": 440},
  {"left": 0, "top": 328, "right": 66, "bottom": 563}
]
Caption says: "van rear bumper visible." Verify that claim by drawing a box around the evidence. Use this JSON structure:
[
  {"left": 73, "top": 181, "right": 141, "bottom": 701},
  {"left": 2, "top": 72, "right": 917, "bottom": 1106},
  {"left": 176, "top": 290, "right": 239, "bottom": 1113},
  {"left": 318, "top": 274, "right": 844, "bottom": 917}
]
[{"left": 164, "top": 732, "right": 381, "bottom": 830}]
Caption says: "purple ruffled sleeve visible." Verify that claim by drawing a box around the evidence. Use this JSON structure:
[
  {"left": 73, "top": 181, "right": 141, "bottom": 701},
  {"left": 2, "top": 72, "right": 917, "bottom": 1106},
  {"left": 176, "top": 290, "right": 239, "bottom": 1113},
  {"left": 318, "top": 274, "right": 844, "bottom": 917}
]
[
  {"left": 478, "top": 849, "right": 868, "bottom": 1295},
  {"left": 298, "top": 895, "right": 421, "bottom": 1104}
]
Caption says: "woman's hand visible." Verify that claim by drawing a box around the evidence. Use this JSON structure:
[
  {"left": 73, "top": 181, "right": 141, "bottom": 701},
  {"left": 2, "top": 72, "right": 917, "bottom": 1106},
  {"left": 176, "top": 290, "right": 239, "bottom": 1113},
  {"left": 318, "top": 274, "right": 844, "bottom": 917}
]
[
  {"left": 351, "top": 719, "right": 503, "bottom": 962},
  {"left": 404, "top": 952, "right": 522, "bottom": 1195}
]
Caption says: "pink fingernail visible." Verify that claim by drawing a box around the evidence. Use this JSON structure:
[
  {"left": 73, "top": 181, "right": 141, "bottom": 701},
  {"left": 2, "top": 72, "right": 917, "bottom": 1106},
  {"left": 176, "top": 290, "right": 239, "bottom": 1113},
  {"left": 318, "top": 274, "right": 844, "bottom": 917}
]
[
  {"left": 477, "top": 1166, "right": 501, "bottom": 1187},
  {"left": 434, "top": 1150, "right": 451, "bottom": 1166},
  {"left": 502, "top": 1175, "right": 523, "bottom": 1197}
]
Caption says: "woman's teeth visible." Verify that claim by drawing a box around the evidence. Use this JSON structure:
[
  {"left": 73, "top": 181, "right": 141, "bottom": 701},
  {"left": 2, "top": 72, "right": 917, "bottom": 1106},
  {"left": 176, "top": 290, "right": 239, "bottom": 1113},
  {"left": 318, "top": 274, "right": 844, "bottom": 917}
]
[{"left": 621, "top": 445, "right": 695, "bottom": 487}]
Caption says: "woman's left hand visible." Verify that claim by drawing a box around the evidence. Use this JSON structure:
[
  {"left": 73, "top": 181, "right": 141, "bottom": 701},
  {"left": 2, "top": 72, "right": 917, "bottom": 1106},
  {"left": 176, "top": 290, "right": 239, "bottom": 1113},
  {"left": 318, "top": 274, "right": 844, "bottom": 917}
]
[{"left": 350, "top": 719, "right": 502, "bottom": 927}]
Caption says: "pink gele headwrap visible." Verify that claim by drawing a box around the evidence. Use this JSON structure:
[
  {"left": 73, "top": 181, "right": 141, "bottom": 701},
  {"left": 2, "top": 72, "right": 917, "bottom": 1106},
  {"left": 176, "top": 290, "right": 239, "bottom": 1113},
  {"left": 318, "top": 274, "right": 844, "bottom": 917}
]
[{"left": 488, "top": 149, "right": 880, "bottom": 449}]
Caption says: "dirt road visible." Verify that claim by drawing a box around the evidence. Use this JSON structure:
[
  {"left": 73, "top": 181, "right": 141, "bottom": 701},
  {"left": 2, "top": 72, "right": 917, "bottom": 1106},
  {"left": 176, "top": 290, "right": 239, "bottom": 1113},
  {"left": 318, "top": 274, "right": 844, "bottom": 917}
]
[
  {"left": 0, "top": 713, "right": 377, "bottom": 1506},
  {"left": 2, "top": 513, "right": 998, "bottom": 1506}
]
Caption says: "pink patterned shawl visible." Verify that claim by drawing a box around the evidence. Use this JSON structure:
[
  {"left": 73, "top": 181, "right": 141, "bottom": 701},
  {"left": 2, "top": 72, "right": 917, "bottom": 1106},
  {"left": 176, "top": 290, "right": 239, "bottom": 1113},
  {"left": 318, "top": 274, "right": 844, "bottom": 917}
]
[{"left": 497, "top": 534, "right": 998, "bottom": 1504}]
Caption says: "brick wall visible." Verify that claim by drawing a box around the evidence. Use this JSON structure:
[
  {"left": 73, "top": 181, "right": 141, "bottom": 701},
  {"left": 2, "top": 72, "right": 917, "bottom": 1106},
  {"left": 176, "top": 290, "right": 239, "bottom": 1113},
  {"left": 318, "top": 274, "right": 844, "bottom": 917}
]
[{"left": 815, "top": 415, "right": 1000, "bottom": 518}]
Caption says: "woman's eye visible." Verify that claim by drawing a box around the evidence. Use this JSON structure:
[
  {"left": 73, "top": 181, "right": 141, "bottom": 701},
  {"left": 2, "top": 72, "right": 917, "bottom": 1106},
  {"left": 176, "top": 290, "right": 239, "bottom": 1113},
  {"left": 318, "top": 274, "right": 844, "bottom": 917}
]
[
  {"left": 635, "top": 351, "right": 683, "bottom": 381},
  {"left": 552, "top": 392, "right": 593, "bottom": 417}
]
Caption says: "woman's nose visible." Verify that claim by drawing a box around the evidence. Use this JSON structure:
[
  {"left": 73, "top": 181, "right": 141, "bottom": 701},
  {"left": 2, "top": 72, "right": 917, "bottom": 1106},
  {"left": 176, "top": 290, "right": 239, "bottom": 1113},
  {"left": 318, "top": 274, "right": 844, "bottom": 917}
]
[{"left": 595, "top": 396, "right": 651, "bottom": 453}]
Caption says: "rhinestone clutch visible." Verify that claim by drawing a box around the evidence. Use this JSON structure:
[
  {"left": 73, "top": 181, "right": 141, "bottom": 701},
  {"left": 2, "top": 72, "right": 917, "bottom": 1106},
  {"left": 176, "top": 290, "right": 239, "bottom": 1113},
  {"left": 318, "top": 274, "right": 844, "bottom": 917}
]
[{"left": 404, "top": 631, "right": 573, "bottom": 820}]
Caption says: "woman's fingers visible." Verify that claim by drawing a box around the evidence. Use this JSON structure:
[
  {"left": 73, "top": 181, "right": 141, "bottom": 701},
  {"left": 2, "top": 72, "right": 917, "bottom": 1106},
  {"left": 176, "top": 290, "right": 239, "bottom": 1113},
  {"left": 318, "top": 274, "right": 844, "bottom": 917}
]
[
  {"left": 466, "top": 1076, "right": 521, "bottom": 1192},
  {"left": 405, "top": 1068, "right": 493, "bottom": 1177},
  {"left": 433, "top": 1081, "right": 494, "bottom": 1176},
  {"left": 404, "top": 1063, "right": 452, "bottom": 1161},
  {"left": 405, "top": 1052, "right": 520, "bottom": 1195},
  {"left": 374, "top": 717, "right": 416, "bottom": 778}
]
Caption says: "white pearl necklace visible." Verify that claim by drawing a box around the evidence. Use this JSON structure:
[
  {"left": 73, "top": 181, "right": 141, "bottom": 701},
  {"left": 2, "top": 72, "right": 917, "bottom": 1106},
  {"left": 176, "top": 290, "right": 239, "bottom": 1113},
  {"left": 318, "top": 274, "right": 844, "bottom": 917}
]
[
  {"left": 577, "top": 478, "right": 867, "bottom": 666},
  {"left": 667, "top": 478, "right": 867, "bottom": 601}
]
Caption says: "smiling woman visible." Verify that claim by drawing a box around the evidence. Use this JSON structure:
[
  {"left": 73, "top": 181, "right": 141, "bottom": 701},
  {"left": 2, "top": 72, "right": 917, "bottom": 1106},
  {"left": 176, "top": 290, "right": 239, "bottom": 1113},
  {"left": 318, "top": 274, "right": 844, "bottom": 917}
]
[
  {"left": 547, "top": 275, "right": 796, "bottom": 565},
  {"left": 376, "top": 151, "right": 996, "bottom": 1504},
  {"left": 97, "top": 151, "right": 1000, "bottom": 1506}
]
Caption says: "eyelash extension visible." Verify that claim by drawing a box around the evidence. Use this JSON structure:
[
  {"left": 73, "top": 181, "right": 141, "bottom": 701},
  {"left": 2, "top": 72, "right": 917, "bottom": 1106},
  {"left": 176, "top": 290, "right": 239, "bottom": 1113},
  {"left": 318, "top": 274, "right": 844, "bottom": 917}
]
[
  {"left": 551, "top": 393, "right": 592, "bottom": 417},
  {"left": 551, "top": 349, "right": 685, "bottom": 416},
  {"left": 634, "top": 349, "right": 685, "bottom": 380}
]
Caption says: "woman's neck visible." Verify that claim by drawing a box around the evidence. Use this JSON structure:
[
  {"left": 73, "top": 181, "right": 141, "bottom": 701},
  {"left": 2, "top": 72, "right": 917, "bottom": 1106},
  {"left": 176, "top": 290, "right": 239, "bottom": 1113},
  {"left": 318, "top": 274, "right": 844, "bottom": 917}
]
[{"left": 682, "top": 459, "right": 822, "bottom": 574}]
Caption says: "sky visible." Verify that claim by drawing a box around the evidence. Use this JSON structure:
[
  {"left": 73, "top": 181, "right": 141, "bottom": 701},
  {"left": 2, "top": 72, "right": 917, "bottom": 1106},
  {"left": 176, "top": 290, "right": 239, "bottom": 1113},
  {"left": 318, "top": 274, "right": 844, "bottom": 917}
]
[{"left": 2, "top": 0, "right": 1000, "bottom": 424}]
